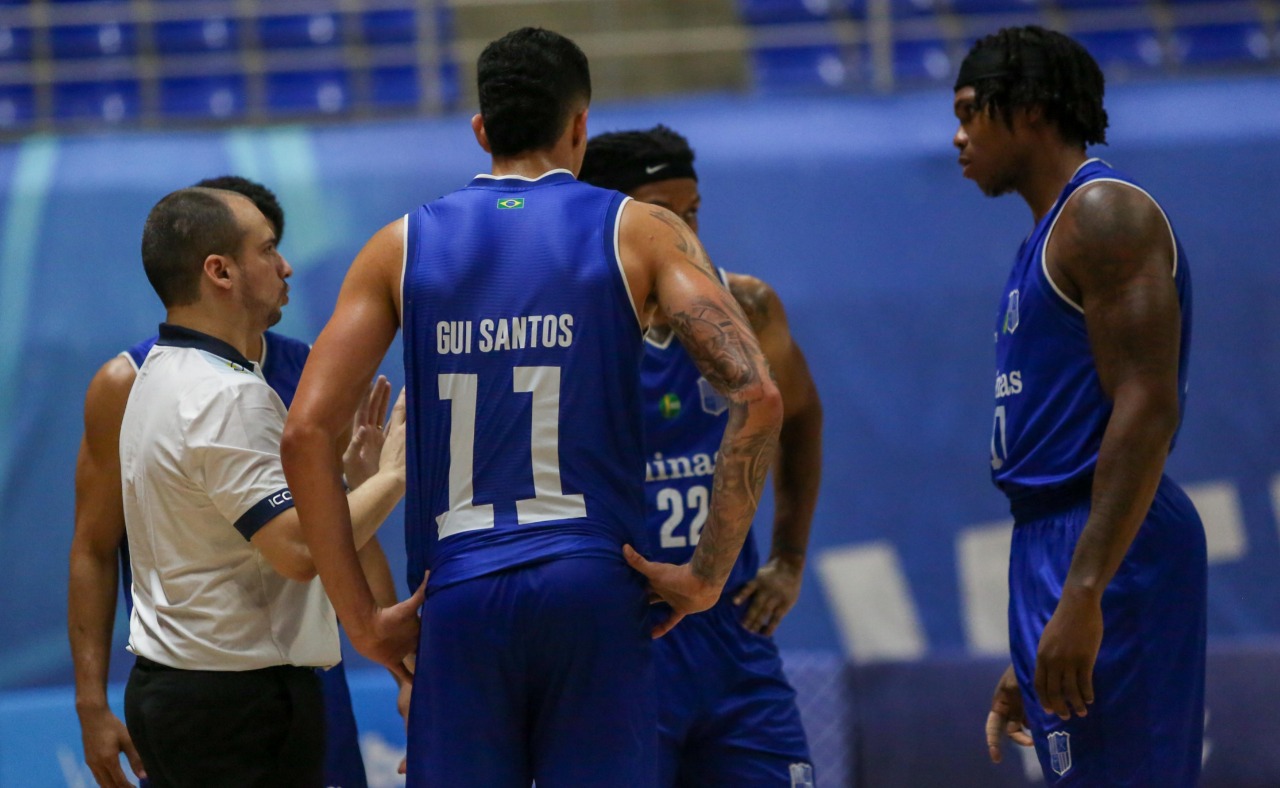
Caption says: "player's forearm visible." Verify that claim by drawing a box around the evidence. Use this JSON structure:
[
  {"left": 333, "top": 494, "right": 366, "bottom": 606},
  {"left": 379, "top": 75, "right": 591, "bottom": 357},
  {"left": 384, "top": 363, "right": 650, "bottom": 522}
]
[
  {"left": 692, "top": 392, "right": 784, "bottom": 588},
  {"left": 1065, "top": 387, "right": 1179, "bottom": 598},
  {"left": 282, "top": 423, "right": 380, "bottom": 635},
  {"left": 67, "top": 545, "right": 120, "bottom": 712},
  {"left": 770, "top": 401, "right": 823, "bottom": 569}
]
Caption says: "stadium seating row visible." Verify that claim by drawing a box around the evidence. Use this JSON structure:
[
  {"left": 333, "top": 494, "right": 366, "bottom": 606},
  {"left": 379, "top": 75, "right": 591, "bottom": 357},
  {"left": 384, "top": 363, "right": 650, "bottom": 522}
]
[
  {"left": 0, "top": 10, "right": 441, "bottom": 61},
  {"left": 742, "top": 0, "right": 1242, "bottom": 24}
]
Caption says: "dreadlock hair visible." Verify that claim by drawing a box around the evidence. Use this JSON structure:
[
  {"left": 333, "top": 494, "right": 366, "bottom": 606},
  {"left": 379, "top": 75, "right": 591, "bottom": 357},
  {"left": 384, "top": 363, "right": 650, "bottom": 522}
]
[
  {"left": 956, "top": 26, "right": 1108, "bottom": 148},
  {"left": 578, "top": 125, "right": 697, "bottom": 194},
  {"left": 194, "top": 175, "right": 285, "bottom": 243}
]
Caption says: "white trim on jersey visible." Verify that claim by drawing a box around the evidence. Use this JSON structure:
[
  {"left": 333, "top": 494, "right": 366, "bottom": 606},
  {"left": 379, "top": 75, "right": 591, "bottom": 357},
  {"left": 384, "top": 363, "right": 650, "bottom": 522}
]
[
  {"left": 1041, "top": 164, "right": 1178, "bottom": 315},
  {"left": 614, "top": 196, "right": 643, "bottom": 331},
  {"left": 398, "top": 213, "right": 409, "bottom": 326},
  {"left": 472, "top": 168, "right": 574, "bottom": 182}
]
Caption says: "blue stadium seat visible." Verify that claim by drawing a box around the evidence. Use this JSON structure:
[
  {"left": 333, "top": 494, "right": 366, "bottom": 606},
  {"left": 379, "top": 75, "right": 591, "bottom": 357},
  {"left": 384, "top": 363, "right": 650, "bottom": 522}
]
[
  {"left": 0, "top": 85, "right": 34, "bottom": 129},
  {"left": 154, "top": 17, "right": 239, "bottom": 54},
  {"left": 752, "top": 44, "right": 857, "bottom": 91},
  {"left": 159, "top": 75, "right": 245, "bottom": 119},
  {"left": 894, "top": 38, "right": 956, "bottom": 83},
  {"left": 1055, "top": 0, "right": 1142, "bottom": 7},
  {"left": 0, "top": 24, "right": 33, "bottom": 60},
  {"left": 258, "top": 13, "right": 342, "bottom": 49},
  {"left": 53, "top": 79, "right": 140, "bottom": 122},
  {"left": 892, "top": 0, "right": 943, "bottom": 17},
  {"left": 739, "top": 0, "right": 835, "bottom": 25},
  {"left": 50, "top": 22, "right": 137, "bottom": 59},
  {"left": 362, "top": 10, "right": 416, "bottom": 45},
  {"left": 1172, "top": 22, "right": 1270, "bottom": 66},
  {"left": 950, "top": 0, "right": 1044, "bottom": 13},
  {"left": 1074, "top": 28, "right": 1164, "bottom": 71},
  {"left": 439, "top": 59, "right": 460, "bottom": 109},
  {"left": 265, "top": 69, "right": 350, "bottom": 115},
  {"left": 371, "top": 65, "right": 418, "bottom": 107}
]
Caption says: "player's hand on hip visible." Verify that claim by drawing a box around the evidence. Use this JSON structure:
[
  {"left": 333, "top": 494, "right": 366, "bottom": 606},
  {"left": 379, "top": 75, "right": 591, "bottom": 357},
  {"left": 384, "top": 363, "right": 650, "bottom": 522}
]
[
  {"left": 78, "top": 705, "right": 146, "bottom": 787},
  {"left": 733, "top": 556, "right": 804, "bottom": 636},
  {"left": 342, "top": 375, "right": 392, "bottom": 489},
  {"left": 1034, "top": 586, "right": 1102, "bottom": 720},
  {"left": 355, "top": 572, "right": 427, "bottom": 682},
  {"left": 986, "top": 663, "right": 1034, "bottom": 764},
  {"left": 623, "top": 544, "right": 720, "bottom": 638}
]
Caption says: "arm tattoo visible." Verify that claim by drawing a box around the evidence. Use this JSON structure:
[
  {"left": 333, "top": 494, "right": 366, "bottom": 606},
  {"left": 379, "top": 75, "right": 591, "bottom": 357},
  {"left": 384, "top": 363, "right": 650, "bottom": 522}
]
[
  {"left": 667, "top": 296, "right": 762, "bottom": 396},
  {"left": 648, "top": 208, "right": 724, "bottom": 288}
]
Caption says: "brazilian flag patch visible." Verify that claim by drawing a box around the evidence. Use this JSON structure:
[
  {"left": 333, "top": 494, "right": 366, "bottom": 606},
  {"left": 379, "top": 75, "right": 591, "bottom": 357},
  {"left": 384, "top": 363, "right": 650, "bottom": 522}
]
[
  {"left": 497, "top": 198, "right": 525, "bottom": 209},
  {"left": 659, "top": 393, "right": 682, "bottom": 419}
]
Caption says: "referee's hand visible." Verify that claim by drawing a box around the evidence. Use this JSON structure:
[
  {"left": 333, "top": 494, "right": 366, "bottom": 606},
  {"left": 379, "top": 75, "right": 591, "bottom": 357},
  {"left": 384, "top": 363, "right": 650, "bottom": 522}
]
[{"left": 78, "top": 705, "right": 145, "bottom": 787}]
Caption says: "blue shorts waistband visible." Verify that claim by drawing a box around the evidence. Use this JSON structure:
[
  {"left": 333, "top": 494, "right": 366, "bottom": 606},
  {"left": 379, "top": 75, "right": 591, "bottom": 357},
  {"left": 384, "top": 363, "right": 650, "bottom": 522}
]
[{"left": 1006, "top": 474, "right": 1094, "bottom": 522}]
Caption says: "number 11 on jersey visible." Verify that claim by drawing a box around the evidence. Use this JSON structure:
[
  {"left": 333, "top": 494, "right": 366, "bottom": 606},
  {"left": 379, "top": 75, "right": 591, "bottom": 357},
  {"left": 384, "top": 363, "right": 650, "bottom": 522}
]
[{"left": 437, "top": 366, "right": 586, "bottom": 539}]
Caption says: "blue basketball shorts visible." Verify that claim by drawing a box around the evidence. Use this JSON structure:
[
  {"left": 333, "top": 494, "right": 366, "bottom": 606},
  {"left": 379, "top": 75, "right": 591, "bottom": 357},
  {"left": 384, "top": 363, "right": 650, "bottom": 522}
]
[
  {"left": 1008, "top": 474, "right": 1207, "bottom": 786},
  {"left": 654, "top": 599, "right": 813, "bottom": 787},
  {"left": 405, "top": 556, "right": 656, "bottom": 788}
]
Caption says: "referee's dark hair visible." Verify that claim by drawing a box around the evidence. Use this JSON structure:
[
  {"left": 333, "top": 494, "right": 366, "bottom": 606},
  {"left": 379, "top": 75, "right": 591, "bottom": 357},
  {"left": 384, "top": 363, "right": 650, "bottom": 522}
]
[
  {"left": 195, "top": 175, "right": 285, "bottom": 243},
  {"left": 141, "top": 188, "right": 243, "bottom": 308},
  {"left": 477, "top": 27, "right": 591, "bottom": 157},
  {"left": 579, "top": 125, "right": 696, "bottom": 194},
  {"left": 955, "top": 26, "right": 1108, "bottom": 148}
]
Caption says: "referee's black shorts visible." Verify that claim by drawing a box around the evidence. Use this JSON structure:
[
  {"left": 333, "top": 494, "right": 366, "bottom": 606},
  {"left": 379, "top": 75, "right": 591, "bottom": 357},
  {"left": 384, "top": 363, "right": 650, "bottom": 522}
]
[{"left": 124, "top": 655, "right": 326, "bottom": 788}]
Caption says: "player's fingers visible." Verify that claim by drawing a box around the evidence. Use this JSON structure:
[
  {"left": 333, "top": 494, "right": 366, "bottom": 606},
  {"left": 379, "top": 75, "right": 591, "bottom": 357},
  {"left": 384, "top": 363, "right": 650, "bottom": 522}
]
[
  {"left": 743, "top": 594, "right": 777, "bottom": 634},
  {"left": 985, "top": 710, "right": 1005, "bottom": 763},
  {"left": 122, "top": 737, "right": 147, "bottom": 783},
  {"left": 372, "top": 375, "right": 391, "bottom": 425},
  {"left": 652, "top": 610, "right": 685, "bottom": 639},
  {"left": 732, "top": 580, "right": 757, "bottom": 606},
  {"left": 1044, "top": 665, "right": 1069, "bottom": 720},
  {"left": 622, "top": 544, "right": 654, "bottom": 576},
  {"left": 1079, "top": 662, "right": 1095, "bottom": 708},
  {"left": 399, "top": 756, "right": 408, "bottom": 775},
  {"left": 763, "top": 607, "right": 786, "bottom": 637},
  {"left": 1033, "top": 659, "right": 1049, "bottom": 715},
  {"left": 1061, "top": 665, "right": 1088, "bottom": 718},
  {"left": 1008, "top": 724, "right": 1034, "bottom": 747}
]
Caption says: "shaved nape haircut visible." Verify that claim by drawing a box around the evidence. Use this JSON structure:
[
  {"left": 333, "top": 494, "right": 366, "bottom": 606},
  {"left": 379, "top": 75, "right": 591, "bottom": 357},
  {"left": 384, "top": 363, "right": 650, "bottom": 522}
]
[
  {"left": 195, "top": 175, "right": 285, "bottom": 242},
  {"left": 140, "top": 188, "right": 243, "bottom": 308},
  {"left": 476, "top": 27, "right": 591, "bottom": 157},
  {"left": 579, "top": 125, "right": 697, "bottom": 193},
  {"left": 957, "top": 26, "right": 1108, "bottom": 148}
]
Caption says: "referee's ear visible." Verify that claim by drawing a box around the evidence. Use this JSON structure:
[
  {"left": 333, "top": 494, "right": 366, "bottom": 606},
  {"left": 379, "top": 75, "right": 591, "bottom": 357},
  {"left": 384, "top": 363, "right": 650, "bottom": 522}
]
[{"left": 203, "top": 253, "right": 235, "bottom": 292}]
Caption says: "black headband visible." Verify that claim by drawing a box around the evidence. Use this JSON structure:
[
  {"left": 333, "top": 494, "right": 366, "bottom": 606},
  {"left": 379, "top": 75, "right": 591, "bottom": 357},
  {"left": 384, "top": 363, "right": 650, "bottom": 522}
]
[
  {"left": 954, "top": 45, "right": 1049, "bottom": 92},
  {"left": 597, "top": 160, "right": 698, "bottom": 194}
]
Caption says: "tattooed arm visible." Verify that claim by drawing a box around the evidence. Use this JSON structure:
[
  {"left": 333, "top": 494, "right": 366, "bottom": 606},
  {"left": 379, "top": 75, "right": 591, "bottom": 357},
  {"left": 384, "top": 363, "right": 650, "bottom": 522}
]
[{"left": 617, "top": 202, "right": 784, "bottom": 637}]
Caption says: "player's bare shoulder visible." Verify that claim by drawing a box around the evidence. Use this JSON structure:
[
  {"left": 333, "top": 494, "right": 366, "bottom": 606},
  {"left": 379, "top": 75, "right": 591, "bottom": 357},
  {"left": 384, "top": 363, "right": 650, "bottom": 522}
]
[
  {"left": 84, "top": 355, "right": 138, "bottom": 417},
  {"left": 726, "top": 273, "right": 783, "bottom": 335}
]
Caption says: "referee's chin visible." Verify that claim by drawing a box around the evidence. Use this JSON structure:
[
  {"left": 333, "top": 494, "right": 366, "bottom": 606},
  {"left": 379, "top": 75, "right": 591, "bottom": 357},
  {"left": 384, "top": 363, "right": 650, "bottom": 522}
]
[{"left": 267, "top": 308, "right": 283, "bottom": 328}]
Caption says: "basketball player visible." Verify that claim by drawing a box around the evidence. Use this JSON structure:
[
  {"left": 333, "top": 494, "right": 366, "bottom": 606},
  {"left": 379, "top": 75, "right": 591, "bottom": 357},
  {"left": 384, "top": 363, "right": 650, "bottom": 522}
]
[
  {"left": 68, "top": 176, "right": 400, "bottom": 788},
  {"left": 953, "top": 27, "right": 1206, "bottom": 785},
  {"left": 579, "top": 125, "right": 820, "bottom": 787},
  {"left": 281, "top": 26, "right": 783, "bottom": 788}
]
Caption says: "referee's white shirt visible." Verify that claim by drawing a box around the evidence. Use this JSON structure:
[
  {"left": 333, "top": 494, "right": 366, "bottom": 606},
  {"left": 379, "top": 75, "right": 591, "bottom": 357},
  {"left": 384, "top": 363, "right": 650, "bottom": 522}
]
[{"left": 120, "top": 324, "right": 339, "bottom": 671}]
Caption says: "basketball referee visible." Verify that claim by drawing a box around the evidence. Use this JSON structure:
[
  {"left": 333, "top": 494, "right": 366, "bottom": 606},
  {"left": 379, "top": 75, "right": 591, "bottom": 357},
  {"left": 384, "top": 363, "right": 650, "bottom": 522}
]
[{"left": 119, "top": 186, "right": 407, "bottom": 786}]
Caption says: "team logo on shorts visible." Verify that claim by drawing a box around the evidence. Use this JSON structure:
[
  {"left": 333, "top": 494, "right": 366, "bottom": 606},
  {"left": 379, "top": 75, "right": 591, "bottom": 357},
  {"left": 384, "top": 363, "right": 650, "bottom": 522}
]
[
  {"left": 789, "top": 762, "right": 815, "bottom": 787},
  {"left": 1003, "top": 289, "right": 1020, "bottom": 334},
  {"left": 697, "top": 378, "right": 728, "bottom": 416},
  {"left": 1047, "top": 731, "right": 1072, "bottom": 776},
  {"left": 659, "top": 392, "right": 682, "bottom": 419},
  {"left": 496, "top": 198, "right": 525, "bottom": 209}
]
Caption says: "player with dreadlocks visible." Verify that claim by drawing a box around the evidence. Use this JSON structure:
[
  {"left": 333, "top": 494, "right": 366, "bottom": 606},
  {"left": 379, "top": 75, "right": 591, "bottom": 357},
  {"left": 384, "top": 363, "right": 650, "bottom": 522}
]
[
  {"left": 954, "top": 26, "right": 1205, "bottom": 786},
  {"left": 580, "top": 125, "right": 822, "bottom": 787}
]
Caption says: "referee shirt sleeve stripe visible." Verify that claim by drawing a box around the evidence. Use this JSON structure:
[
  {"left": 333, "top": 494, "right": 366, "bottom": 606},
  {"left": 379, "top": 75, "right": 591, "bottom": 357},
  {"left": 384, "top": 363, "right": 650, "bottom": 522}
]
[{"left": 234, "top": 488, "right": 295, "bottom": 540}]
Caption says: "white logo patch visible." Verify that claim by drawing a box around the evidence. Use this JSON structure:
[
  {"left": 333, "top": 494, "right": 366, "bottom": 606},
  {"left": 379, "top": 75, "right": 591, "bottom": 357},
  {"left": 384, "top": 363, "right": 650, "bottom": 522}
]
[
  {"left": 789, "top": 762, "right": 815, "bottom": 787},
  {"left": 1047, "top": 731, "right": 1072, "bottom": 776},
  {"left": 645, "top": 163, "right": 670, "bottom": 175},
  {"left": 697, "top": 377, "right": 729, "bottom": 416}
]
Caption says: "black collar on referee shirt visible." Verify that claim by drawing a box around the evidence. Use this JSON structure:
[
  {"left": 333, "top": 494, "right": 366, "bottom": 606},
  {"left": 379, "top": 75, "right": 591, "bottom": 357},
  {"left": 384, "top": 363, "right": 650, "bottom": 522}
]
[{"left": 156, "top": 323, "right": 255, "bottom": 370}]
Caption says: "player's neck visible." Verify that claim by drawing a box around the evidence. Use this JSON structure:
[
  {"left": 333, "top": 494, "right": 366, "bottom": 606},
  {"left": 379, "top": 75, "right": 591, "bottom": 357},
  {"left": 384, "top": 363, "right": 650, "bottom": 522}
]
[
  {"left": 489, "top": 152, "right": 572, "bottom": 180},
  {"left": 1019, "top": 147, "right": 1089, "bottom": 224},
  {"left": 165, "top": 305, "right": 266, "bottom": 364}
]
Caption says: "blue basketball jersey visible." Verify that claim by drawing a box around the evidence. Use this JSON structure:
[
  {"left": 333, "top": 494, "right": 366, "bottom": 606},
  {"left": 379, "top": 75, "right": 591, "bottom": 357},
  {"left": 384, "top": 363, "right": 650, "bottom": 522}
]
[
  {"left": 641, "top": 269, "right": 758, "bottom": 599},
  {"left": 991, "top": 159, "right": 1192, "bottom": 500},
  {"left": 118, "top": 330, "right": 311, "bottom": 616},
  {"left": 401, "top": 170, "right": 646, "bottom": 591}
]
